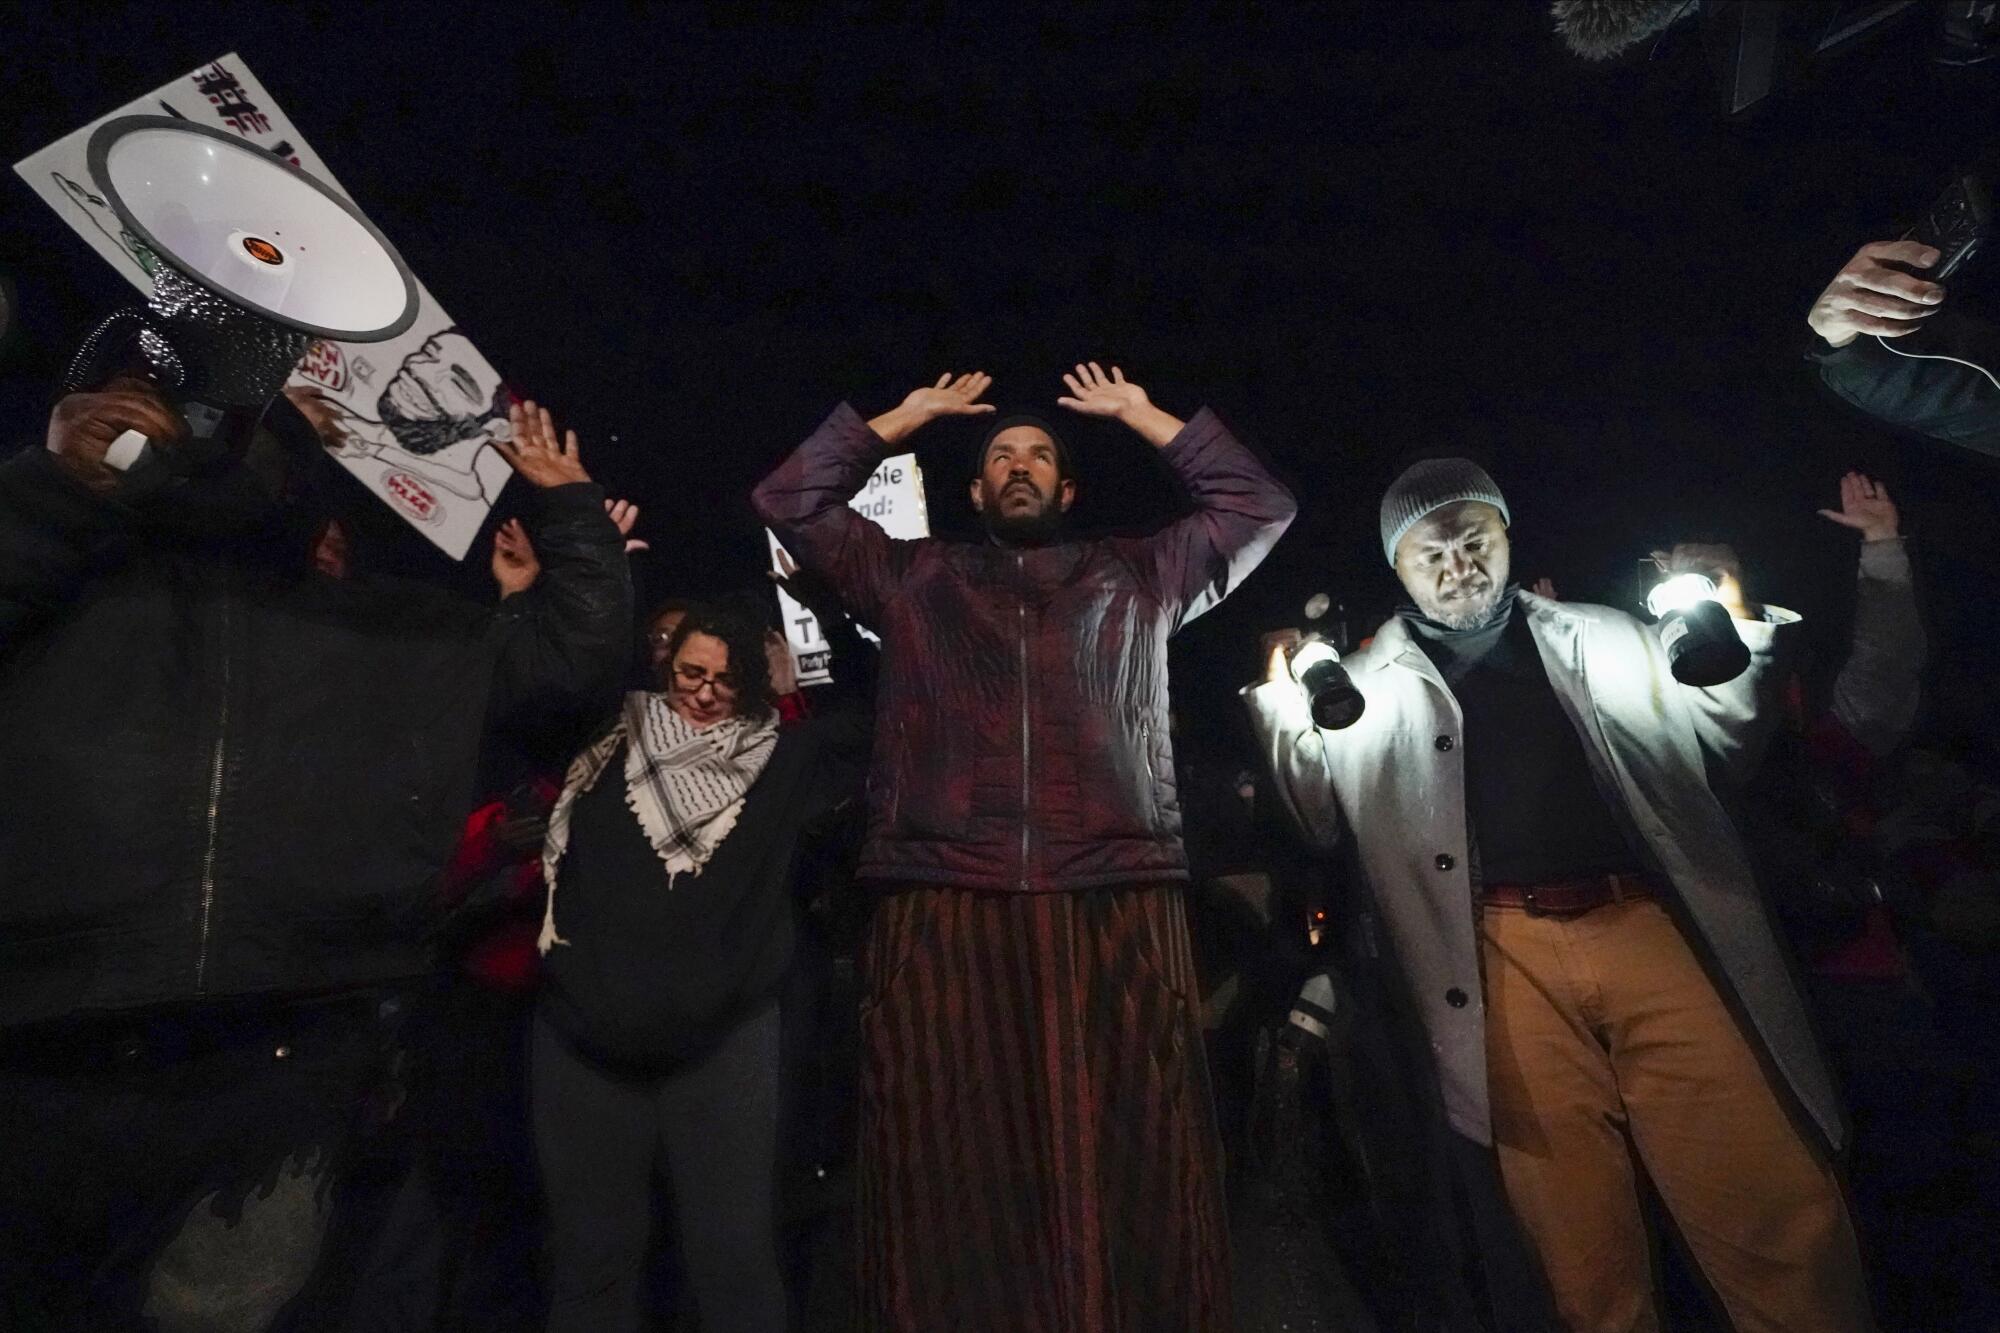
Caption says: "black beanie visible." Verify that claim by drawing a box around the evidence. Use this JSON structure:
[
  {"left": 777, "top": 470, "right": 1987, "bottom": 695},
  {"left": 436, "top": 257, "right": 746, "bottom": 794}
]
[{"left": 973, "top": 412, "right": 1075, "bottom": 482}]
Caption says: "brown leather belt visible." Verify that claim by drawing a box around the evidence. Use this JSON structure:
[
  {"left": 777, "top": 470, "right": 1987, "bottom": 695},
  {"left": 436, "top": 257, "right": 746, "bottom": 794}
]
[{"left": 1481, "top": 871, "right": 1657, "bottom": 917}]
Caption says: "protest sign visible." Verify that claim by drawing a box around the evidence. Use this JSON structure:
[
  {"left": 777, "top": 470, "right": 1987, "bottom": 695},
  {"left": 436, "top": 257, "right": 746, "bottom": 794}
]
[
  {"left": 14, "top": 53, "right": 512, "bottom": 559},
  {"left": 768, "top": 452, "right": 928, "bottom": 685}
]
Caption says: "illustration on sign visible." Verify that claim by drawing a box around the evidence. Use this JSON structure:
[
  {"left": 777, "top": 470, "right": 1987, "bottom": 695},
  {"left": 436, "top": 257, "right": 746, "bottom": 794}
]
[
  {"left": 13, "top": 53, "right": 513, "bottom": 559},
  {"left": 47, "top": 171, "right": 155, "bottom": 274},
  {"left": 311, "top": 331, "right": 512, "bottom": 504}
]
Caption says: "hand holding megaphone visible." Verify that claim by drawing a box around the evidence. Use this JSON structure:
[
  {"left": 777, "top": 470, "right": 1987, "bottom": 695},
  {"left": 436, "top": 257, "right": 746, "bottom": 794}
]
[
  {"left": 51, "top": 115, "right": 423, "bottom": 513},
  {"left": 46, "top": 379, "right": 189, "bottom": 495}
]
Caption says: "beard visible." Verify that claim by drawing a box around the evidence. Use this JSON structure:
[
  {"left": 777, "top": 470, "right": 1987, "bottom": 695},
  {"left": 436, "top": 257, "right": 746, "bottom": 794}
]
[
  {"left": 1424, "top": 580, "right": 1504, "bottom": 630},
  {"left": 981, "top": 484, "right": 1064, "bottom": 546},
  {"left": 377, "top": 382, "right": 500, "bottom": 457}
]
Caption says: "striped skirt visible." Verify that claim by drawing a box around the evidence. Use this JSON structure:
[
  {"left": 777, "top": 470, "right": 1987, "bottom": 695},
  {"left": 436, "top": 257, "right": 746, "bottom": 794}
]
[{"left": 855, "top": 882, "right": 1231, "bottom": 1333}]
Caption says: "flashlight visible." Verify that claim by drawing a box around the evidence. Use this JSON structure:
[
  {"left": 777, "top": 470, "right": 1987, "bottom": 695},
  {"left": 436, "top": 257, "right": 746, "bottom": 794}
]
[
  {"left": 1292, "top": 638, "right": 1366, "bottom": 729},
  {"left": 1645, "top": 573, "right": 1749, "bottom": 686}
]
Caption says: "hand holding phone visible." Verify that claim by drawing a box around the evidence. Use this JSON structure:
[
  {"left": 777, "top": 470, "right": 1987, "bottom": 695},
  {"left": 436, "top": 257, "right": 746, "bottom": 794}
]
[{"left": 1901, "top": 173, "right": 1991, "bottom": 284}]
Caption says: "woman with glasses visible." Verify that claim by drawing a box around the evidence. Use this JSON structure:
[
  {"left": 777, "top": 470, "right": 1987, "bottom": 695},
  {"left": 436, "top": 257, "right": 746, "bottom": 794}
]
[{"left": 528, "top": 601, "right": 865, "bottom": 1333}]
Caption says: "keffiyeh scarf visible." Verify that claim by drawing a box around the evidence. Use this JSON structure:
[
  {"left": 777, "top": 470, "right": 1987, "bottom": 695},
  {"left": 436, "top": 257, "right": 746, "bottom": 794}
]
[{"left": 539, "top": 692, "right": 778, "bottom": 952}]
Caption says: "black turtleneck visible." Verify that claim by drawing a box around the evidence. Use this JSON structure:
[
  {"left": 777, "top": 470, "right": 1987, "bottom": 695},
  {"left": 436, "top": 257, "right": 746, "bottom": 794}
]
[{"left": 1402, "top": 592, "right": 1640, "bottom": 886}]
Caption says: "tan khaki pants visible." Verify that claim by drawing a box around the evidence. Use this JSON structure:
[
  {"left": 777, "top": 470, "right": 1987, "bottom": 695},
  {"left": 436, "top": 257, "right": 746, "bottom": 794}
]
[{"left": 1480, "top": 897, "right": 1872, "bottom": 1333}]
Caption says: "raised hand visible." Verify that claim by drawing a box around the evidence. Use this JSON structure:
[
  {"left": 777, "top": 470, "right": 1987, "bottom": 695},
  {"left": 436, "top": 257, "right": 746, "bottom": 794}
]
[
  {"left": 280, "top": 385, "right": 362, "bottom": 453},
  {"left": 867, "top": 372, "right": 996, "bottom": 445},
  {"left": 494, "top": 399, "right": 591, "bottom": 489},
  {"left": 605, "top": 498, "right": 649, "bottom": 554},
  {"left": 768, "top": 545, "right": 842, "bottom": 622},
  {"left": 1057, "top": 362, "right": 1184, "bottom": 446},
  {"left": 1058, "top": 362, "right": 1150, "bottom": 418},
  {"left": 903, "top": 372, "right": 997, "bottom": 420},
  {"left": 490, "top": 518, "right": 541, "bottom": 597},
  {"left": 765, "top": 629, "right": 800, "bottom": 697},
  {"left": 1807, "top": 241, "right": 1946, "bottom": 348},
  {"left": 1817, "top": 471, "right": 1900, "bottom": 542}
]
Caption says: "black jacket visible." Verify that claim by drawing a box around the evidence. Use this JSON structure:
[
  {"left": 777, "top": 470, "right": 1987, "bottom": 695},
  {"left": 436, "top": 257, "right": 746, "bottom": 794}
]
[
  {"left": 0, "top": 444, "right": 631, "bottom": 1028},
  {"left": 1810, "top": 307, "right": 2000, "bottom": 460},
  {"left": 538, "top": 706, "right": 868, "bottom": 1068}
]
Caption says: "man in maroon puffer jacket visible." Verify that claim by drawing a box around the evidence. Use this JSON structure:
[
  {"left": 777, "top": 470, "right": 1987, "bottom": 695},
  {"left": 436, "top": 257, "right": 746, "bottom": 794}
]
[{"left": 754, "top": 363, "right": 1294, "bottom": 1333}]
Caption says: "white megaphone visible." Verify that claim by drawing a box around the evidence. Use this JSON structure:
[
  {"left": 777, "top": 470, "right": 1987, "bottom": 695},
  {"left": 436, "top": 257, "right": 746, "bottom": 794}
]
[{"left": 66, "top": 115, "right": 419, "bottom": 483}]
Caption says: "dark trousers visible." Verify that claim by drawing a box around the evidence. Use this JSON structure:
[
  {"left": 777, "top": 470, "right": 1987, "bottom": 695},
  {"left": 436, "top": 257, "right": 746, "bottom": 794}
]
[
  {"left": 1809, "top": 972, "right": 2000, "bottom": 1329},
  {"left": 333, "top": 982, "right": 543, "bottom": 1331},
  {"left": 0, "top": 994, "right": 403, "bottom": 1333},
  {"left": 530, "top": 1000, "right": 785, "bottom": 1333}
]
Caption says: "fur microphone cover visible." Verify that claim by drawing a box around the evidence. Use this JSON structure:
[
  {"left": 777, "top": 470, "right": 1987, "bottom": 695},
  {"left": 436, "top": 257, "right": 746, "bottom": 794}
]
[{"left": 1551, "top": 0, "right": 1696, "bottom": 61}]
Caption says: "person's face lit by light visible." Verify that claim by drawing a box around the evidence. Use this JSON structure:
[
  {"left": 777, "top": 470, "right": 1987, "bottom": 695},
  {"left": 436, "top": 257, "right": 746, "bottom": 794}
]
[
  {"left": 969, "top": 426, "right": 1073, "bottom": 539},
  {"left": 1393, "top": 501, "right": 1510, "bottom": 630},
  {"left": 667, "top": 631, "right": 738, "bottom": 729}
]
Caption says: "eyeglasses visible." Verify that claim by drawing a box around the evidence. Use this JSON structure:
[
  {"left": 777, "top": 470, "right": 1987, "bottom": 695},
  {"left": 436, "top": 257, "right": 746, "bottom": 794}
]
[{"left": 672, "top": 663, "right": 738, "bottom": 698}]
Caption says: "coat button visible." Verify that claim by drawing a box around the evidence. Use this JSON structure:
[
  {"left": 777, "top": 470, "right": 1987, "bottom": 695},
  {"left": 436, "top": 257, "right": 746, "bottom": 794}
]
[
  {"left": 1435, "top": 853, "right": 1456, "bottom": 871},
  {"left": 1434, "top": 735, "right": 1454, "bottom": 751},
  {"left": 1445, "top": 987, "right": 1469, "bottom": 1009}
]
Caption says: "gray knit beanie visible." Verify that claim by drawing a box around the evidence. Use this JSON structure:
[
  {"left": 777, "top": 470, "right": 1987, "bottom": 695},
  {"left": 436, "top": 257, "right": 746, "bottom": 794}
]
[{"left": 1380, "top": 459, "right": 1510, "bottom": 565}]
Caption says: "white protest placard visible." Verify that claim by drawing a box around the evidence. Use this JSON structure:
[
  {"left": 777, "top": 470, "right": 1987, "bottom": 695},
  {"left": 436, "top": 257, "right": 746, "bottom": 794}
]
[
  {"left": 13, "top": 54, "right": 512, "bottom": 560},
  {"left": 769, "top": 453, "right": 928, "bottom": 686}
]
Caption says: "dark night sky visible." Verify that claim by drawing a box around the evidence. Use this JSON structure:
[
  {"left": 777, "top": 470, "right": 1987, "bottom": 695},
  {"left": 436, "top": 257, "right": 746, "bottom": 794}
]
[{"left": 4, "top": 3, "right": 1997, "bottom": 749}]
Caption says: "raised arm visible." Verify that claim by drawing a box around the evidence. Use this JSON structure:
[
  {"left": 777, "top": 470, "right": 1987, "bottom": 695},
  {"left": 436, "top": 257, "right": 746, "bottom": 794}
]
[
  {"left": 1817, "top": 473, "right": 1925, "bottom": 753},
  {"left": 0, "top": 382, "right": 188, "bottom": 644},
  {"left": 485, "top": 400, "right": 633, "bottom": 715},
  {"left": 1059, "top": 362, "right": 1296, "bottom": 631},
  {"left": 752, "top": 372, "right": 992, "bottom": 626}
]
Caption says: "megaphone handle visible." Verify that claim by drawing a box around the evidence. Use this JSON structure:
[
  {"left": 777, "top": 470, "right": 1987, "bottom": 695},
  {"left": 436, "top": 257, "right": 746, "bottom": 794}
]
[
  {"left": 105, "top": 429, "right": 154, "bottom": 473},
  {"left": 103, "top": 428, "right": 173, "bottom": 503}
]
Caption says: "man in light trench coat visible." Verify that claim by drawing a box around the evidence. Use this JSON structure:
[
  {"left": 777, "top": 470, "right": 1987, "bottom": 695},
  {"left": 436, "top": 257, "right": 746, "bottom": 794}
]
[{"left": 1244, "top": 458, "right": 1873, "bottom": 1333}]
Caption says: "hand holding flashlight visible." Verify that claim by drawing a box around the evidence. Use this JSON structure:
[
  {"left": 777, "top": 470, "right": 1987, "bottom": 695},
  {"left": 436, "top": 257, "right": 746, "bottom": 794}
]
[
  {"left": 1262, "top": 628, "right": 1304, "bottom": 684},
  {"left": 1650, "top": 543, "right": 1755, "bottom": 621},
  {"left": 1261, "top": 627, "right": 1364, "bottom": 728},
  {"left": 1644, "top": 549, "right": 1754, "bottom": 687}
]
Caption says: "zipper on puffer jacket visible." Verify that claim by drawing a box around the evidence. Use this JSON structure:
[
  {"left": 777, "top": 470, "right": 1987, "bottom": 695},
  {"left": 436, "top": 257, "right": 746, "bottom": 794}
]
[
  {"left": 194, "top": 587, "right": 235, "bottom": 993},
  {"left": 1017, "top": 556, "right": 1031, "bottom": 890},
  {"left": 1140, "top": 719, "right": 1156, "bottom": 830}
]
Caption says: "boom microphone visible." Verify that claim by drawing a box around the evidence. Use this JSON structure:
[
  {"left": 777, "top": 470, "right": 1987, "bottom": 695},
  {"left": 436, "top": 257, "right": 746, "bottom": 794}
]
[{"left": 1550, "top": 0, "right": 1695, "bottom": 61}]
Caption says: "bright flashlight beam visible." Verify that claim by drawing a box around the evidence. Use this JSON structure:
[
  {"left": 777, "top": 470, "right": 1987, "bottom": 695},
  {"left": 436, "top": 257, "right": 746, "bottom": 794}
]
[
  {"left": 1292, "top": 641, "right": 1341, "bottom": 675},
  {"left": 1645, "top": 572, "right": 1719, "bottom": 617}
]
